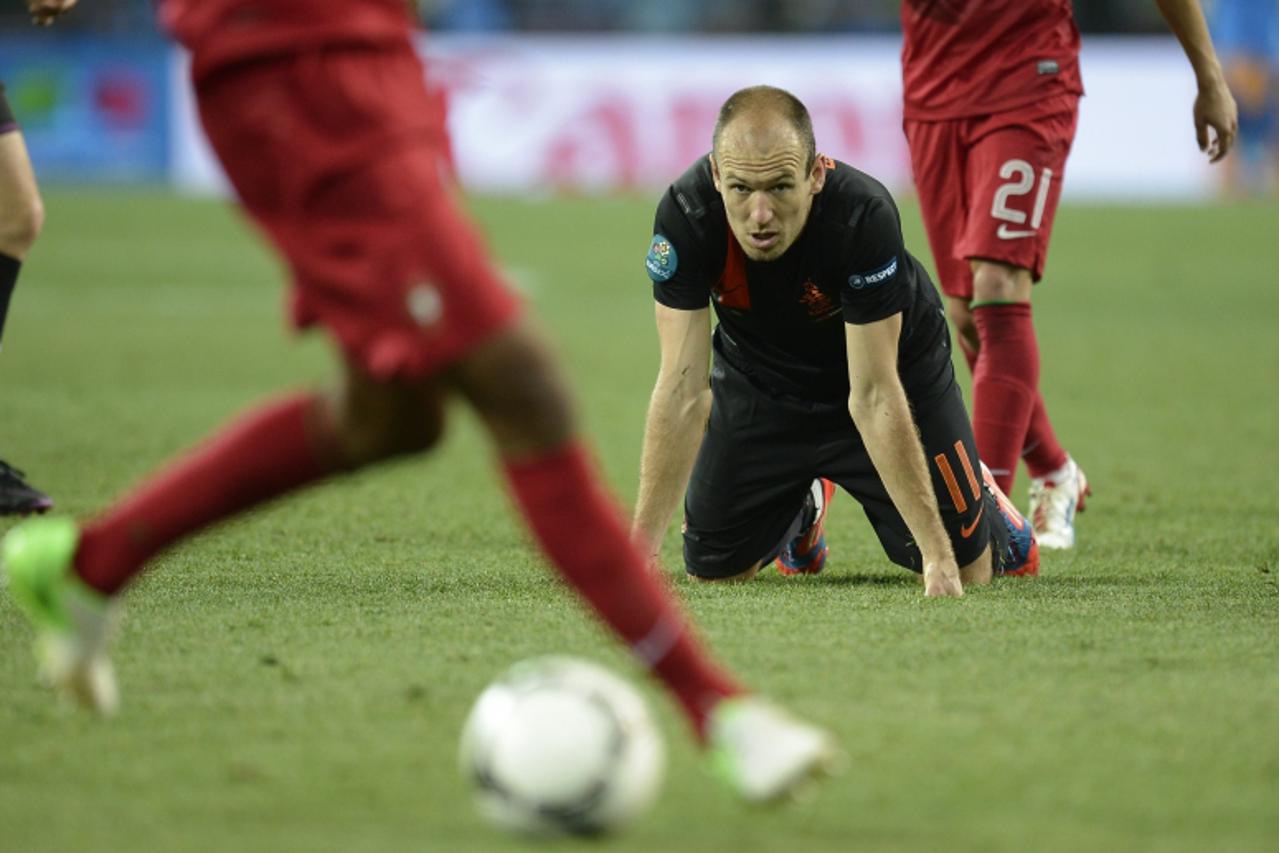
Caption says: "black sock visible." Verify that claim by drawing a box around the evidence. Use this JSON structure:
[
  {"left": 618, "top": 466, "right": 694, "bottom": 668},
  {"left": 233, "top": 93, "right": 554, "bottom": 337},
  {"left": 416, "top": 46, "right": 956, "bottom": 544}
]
[{"left": 0, "top": 252, "right": 19, "bottom": 349}]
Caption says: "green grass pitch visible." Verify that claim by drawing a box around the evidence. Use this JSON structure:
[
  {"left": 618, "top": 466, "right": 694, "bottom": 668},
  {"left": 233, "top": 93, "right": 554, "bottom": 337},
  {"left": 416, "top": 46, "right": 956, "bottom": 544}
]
[{"left": 1, "top": 189, "right": 1276, "bottom": 852}]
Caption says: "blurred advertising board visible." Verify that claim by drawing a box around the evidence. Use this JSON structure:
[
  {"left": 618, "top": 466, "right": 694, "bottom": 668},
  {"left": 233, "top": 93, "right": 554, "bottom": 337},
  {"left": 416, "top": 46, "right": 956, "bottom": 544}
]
[
  {"left": 171, "top": 36, "right": 1215, "bottom": 200},
  {"left": 0, "top": 37, "right": 169, "bottom": 182}
]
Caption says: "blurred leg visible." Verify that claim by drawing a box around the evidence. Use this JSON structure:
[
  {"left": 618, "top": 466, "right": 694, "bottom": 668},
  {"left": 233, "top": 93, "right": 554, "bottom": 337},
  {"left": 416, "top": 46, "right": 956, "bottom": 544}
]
[
  {"left": 451, "top": 319, "right": 742, "bottom": 737},
  {"left": 76, "top": 359, "right": 446, "bottom": 595}
]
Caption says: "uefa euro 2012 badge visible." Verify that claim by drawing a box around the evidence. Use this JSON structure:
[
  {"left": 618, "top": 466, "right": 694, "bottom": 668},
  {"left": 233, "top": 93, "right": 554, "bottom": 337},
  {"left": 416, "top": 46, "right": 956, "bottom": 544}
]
[{"left": 645, "top": 235, "right": 678, "bottom": 282}]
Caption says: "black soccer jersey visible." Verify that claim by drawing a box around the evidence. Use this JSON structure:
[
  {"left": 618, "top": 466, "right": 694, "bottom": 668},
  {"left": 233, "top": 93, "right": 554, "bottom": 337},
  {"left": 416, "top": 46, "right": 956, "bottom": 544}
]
[{"left": 646, "top": 156, "right": 952, "bottom": 404}]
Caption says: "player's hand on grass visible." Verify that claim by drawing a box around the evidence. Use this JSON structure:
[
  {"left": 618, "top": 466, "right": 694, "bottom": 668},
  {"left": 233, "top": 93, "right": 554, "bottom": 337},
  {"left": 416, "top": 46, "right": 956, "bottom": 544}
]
[
  {"left": 28, "top": 0, "right": 76, "bottom": 26},
  {"left": 923, "top": 559, "right": 963, "bottom": 597},
  {"left": 1194, "top": 77, "right": 1238, "bottom": 163}
]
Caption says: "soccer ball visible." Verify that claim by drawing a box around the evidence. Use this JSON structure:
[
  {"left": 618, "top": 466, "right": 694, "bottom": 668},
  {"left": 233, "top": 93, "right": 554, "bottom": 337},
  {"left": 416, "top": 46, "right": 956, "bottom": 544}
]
[{"left": 458, "top": 656, "right": 666, "bottom": 836}]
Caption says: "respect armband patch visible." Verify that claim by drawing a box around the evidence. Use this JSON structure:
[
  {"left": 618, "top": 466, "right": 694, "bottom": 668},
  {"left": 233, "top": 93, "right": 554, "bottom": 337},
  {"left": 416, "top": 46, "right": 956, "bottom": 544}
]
[
  {"left": 645, "top": 234, "right": 678, "bottom": 282},
  {"left": 847, "top": 255, "right": 898, "bottom": 290}
]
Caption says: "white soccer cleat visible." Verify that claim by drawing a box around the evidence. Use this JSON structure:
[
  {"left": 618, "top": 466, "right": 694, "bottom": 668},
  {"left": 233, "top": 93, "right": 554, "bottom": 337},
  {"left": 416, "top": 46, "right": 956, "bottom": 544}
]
[
  {"left": 34, "top": 590, "right": 122, "bottom": 715},
  {"left": 1028, "top": 456, "right": 1091, "bottom": 550},
  {"left": 707, "top": 696, "right": 838, "bottom": 803}
]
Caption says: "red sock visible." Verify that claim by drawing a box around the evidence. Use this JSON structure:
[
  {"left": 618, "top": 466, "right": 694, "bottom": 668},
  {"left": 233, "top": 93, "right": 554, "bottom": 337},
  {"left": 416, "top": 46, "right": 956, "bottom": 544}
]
[
  {"left": 958, "top": 318, "right": 1066, "bottom": 480},
  {"left": 1021, "top": 395, "right": 1068, "bottom": 479},
  {"left": 971, "top": 303, "right": 1038, "bottom": 494},
  {"left": 76, "top": 393, "right": 333, "bottom": 595},
  {"left": 502, "top": 442, "right": 741, "bottom": 739}
]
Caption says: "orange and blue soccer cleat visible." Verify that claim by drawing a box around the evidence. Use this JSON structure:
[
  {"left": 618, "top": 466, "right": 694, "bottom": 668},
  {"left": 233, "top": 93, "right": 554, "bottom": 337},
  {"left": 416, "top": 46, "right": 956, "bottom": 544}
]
[
  {"left": 775, "top": 478, "right": 836, "bottom": 576},
  {"left": 980, "top": 463, "right": 1039, "bottom": 577}
]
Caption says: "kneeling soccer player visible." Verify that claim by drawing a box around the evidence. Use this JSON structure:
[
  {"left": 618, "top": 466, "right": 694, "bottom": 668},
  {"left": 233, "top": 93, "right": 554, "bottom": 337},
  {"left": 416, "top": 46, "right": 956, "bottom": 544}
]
[{"left": 632, "top": 86, "right": 1039, "bottom": 595}]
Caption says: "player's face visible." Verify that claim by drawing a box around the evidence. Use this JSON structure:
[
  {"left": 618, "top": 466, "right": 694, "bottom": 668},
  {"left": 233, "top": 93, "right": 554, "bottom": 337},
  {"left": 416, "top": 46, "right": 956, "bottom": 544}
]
[{"left": 712, "top": 129, "right": 825, "bottom": 262}]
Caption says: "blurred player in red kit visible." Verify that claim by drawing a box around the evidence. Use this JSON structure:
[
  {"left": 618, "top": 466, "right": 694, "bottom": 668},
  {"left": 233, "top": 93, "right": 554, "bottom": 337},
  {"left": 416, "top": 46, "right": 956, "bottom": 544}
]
[
  {"left": 2, "top": 0, "right": 832, "bottom": 801},
  {"left": 901, "top": 0, "right": 1237, "bottom": 548}
]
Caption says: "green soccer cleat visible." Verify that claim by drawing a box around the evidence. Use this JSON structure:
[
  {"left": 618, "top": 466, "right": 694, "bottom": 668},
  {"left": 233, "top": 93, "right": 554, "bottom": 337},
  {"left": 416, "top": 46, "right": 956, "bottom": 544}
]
[
  {"left": 2, "top": 517, "right": 120, "bottom": 714},
  {"left": 707, "top": 696, "right": 838, "bottom": 803}
]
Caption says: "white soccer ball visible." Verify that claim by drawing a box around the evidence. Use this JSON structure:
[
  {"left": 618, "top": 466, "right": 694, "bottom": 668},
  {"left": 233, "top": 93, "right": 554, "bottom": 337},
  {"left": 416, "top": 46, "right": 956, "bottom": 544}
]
[{"left": 458, "top": 656, "right": 666, "bottom": 836}]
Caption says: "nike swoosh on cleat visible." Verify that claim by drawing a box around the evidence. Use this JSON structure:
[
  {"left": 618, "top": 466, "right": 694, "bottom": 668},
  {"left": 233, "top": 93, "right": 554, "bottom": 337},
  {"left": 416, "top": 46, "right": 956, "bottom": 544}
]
[{"left": 960, "top": 505, "right": 984, "bottom": 538}]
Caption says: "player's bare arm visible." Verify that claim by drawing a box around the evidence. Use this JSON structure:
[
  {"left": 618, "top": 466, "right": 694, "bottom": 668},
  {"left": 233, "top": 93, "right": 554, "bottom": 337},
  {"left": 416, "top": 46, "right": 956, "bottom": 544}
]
[
  {"left": 632, "top": 303, "right": 712, "bottom": 567},
  {"left": 27, "top": 0, "right": 77, "bottom": 27},
  {"left": 1154, "top": 0, "right": 1239, "bottom": 161},
  {"left": 844, "top": 314, "right": 967, "bottom": 597}
]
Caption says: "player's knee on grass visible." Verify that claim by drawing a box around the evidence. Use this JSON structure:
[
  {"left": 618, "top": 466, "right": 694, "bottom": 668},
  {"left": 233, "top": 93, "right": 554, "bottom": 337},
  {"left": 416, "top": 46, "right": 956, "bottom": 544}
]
[
  {"left": 684, "top": 547, "right": 765, "bottom": 583},
  {"left": 959, "top": 543, "right": 993, "bottom": 585},
  {"left": 690, "top": 565, "right": 762, "bottom": 583},
  {"left": 450, "top": 321, "right": 577, "bottom": 457},
  {"left": 682, "top": 512, "right": 794, "bottom": 583},
  {"left": 969, "top": 259, "right": 1032, "bottom": 304}
]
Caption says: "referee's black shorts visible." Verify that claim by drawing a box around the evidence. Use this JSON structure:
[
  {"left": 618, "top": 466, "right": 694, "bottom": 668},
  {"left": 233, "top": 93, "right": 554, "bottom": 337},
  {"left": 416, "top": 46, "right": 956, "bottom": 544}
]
[{"left": 682, "top": 355, "right": 996, "bottom": 579}]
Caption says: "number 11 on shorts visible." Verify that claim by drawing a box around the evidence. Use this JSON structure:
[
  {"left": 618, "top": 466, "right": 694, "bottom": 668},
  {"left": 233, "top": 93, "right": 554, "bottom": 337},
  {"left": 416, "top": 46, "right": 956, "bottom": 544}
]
[{"left": 933, "top": 441, "right": 982, "bottom": 515}]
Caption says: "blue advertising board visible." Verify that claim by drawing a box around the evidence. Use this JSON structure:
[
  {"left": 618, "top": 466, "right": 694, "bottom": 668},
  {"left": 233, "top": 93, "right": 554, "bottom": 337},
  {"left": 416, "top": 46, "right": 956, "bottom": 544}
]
[{"left": 0, "top": 36, "right": 169, "bottom": 183}]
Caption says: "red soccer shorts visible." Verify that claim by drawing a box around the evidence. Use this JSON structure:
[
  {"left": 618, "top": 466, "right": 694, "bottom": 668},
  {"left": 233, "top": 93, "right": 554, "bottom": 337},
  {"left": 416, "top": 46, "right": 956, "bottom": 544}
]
[
  {"left": 193, "top": 40, "right": 521, "bottom": 381},
  {"left": 905, "top": 95, "right": 1079, "bottom": 299}
]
